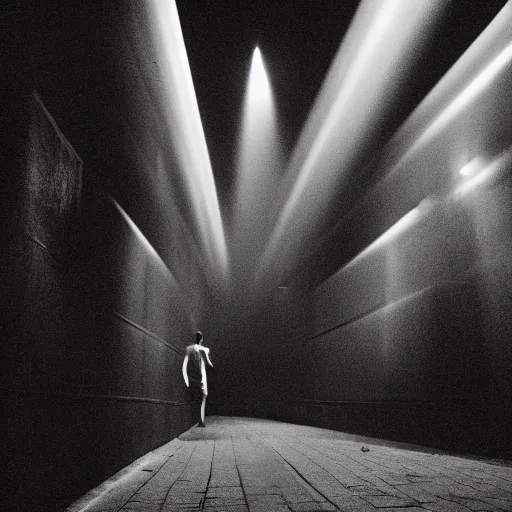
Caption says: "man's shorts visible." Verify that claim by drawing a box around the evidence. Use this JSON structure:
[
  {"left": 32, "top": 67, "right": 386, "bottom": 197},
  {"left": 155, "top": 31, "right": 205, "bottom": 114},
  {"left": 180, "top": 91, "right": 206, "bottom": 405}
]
[{"left": 189, "top": 379, "right": 207, "bottom": 400}]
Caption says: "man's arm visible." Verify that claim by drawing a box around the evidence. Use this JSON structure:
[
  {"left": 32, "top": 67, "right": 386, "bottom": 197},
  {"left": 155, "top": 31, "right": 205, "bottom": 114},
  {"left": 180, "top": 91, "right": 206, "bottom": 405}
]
[
  {"left": 182, "top": 354, "right": 189, "bottom": 386},
  {"left": 204, "top": 348, "right": 213, "bottom": 368}
]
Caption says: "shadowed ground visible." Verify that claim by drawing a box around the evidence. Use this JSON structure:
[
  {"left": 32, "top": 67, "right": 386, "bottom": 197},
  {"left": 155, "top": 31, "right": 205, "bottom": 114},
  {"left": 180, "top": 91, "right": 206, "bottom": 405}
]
[{"left": 68, "top": 416, "right": 512, "bottom": 512}]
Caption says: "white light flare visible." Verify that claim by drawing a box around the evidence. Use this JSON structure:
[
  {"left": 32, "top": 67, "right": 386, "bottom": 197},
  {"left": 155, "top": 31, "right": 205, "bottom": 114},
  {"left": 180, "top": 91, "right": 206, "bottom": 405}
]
[
  {"left": 459, "top": 156, "right": 486, "bottom": 178},
  {"left": 231, "top": 46, "right": 283, "bottom": 288},
  {"left": 343, "top": 198, "right": 434, "bottom": 273},
  {"left": 249, "top": 47, "right": 270, "bottom": 100},
  {"left": 255, "top": 0, "right": 449, "bottom": 288},
  {"left": 112, "top": 198, "right": 178, "bottom": 286},
  {"left": 454, "top": 148, "right": 512, "bottom": 199},
  {"left": 146, "top": 0, "right": 228, "bottom": 279}
]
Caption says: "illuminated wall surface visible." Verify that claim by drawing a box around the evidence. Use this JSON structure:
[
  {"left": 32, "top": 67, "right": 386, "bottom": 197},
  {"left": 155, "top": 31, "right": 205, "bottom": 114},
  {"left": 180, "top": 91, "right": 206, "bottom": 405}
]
[
  {"left": 1, "top": 1, "right": 512, "bottom": 510},
  {"left": 1, "top": 2, "right": 223, "bottom": 510}
]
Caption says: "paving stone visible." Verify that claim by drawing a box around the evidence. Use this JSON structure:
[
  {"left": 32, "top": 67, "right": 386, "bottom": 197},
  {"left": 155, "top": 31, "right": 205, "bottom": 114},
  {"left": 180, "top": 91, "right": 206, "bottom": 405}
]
[
  {"left": 121, "top": 502, "right": 162, "bottom": 511},
  {"left": 206, "top": 486, "right": 245, "bottom": 498},
  {"left": 406, "top": 474, "right": 436, "bottom": 483},
  {"left": 67, "top": 417, "right": 512, "bottom": 512},
  {"left": 288, "top": 501, "right": 337, "bottom": 511},
  {"left": 210, "top": 477, "right": 241, "bottom": 487},
  {"left": 421, "top": 479, "right": 481, "bottom": 500},
  {"left": 244, "top": 486, "right": 278, "bottom": 495},
  {"left": 161, "top": 505, "right": 202, "bottom": 512},
  {"left": 467, "top": 481, "right": 512, "bottom": 499},
  {"left": 328, "top": 469, "right": 367, "bottom": 488},
  {"left": 371, "top": 470, "right": 412, "bottom": 486},
  {"left": 249, "top": 505, "right": 290, "bottom": 512},
  {"left": 152, "top": 439, "right": 182, "bottom": 458},
  {"left": 163, "top": 492, "right": 203, "bottom": 506},
  {"left": 281, "top": 486, "right": 326, "bottom": 503},
  {"left": 203, "top": 506, "right": 248, "bottom": 512},
  {"left": 421, "top": 499, "right": 474, "bottom": 511},
  {"left": 479, "top": 497, "right": 512, "bottom": 511},
  {"left": 395, "top": 482, "right": 437, "bottom": 502},
  {"left": 449, "top": 496, "right": 503, "bottom": 510},
  {"left": 379, "top": 509, "right": 426, "bottom": 512},
  {"left": 127, "top": 483, "right": 168, "bottom": 504},
  {"left": 330, "top": 495, "right": 379, "bottom": 511},
  {"left": 362, "top": 494, "right": 418, "bottom": 507},
  {"left": 348, "top": 484, "right": 387, "bottom": 495},
  {"left": 353, "top": 472, "right": 413, "bottom": 498},
  {"left": 203, "top": 496, "right": 246, "bottom": 507},
  {"left": 246, "top": 494, "right": 287, "bottom": 506}
]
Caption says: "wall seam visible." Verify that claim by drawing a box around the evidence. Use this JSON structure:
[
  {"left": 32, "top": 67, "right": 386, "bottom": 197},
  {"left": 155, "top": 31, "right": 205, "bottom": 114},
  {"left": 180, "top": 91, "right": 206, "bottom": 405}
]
[
  {"left": 4, "top": 390, "right": 198, "bottom": 406},
  {"left": 113, "top": 310, "right": 184, "bottom": 355},
  {"left": 311, "top": 279, "right": 475, "bottom": 340}
]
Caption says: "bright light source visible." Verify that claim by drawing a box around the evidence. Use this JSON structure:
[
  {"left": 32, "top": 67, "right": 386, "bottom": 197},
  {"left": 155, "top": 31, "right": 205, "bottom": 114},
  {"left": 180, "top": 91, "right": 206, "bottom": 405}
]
[
  {"left": 454, "top": 148, "right": 512, "bottom": 198},
  {"left": 459, "top": 156, "right": 485, "bottom": 177},
  {"left": 249, "top": 47, "right": 270, "bottom": 97}
]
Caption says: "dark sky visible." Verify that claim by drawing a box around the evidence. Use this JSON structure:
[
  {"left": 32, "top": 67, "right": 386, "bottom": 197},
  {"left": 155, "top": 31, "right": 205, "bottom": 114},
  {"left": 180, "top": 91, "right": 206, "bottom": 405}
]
[{"left": 175, "top": 0, "right": 508, "bottom": 205}]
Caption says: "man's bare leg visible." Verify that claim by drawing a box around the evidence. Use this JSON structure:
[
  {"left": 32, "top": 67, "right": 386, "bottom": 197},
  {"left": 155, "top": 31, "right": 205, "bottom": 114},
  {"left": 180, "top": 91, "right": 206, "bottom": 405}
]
[{"left": 199, "top": 395, "right": 206, "bottom": 426}]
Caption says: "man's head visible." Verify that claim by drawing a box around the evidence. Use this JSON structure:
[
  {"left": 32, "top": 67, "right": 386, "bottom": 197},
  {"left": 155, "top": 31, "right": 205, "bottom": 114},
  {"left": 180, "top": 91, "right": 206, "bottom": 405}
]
[{"left": 196, "top": 331, "right": 203, "bottom": 344}]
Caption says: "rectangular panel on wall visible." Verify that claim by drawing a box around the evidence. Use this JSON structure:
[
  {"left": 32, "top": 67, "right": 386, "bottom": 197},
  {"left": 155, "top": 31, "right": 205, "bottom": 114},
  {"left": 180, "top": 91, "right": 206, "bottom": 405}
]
[
  {"left": 314, "top": 201, "right": 479, "bottom": 336},
  {"left": 308, "top": 282, "right": 485, "bottom": 402},
  {"left": 24, "top": 93, "right": 83, "bottom": 259}
]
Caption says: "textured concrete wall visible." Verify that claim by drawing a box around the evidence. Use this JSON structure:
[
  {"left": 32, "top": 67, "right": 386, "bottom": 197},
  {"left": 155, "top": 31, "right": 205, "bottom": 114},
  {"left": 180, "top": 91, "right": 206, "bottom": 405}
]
[
  {"left": 287, "top": 14, "right": 512, "bottom": 457},
  {"left": 0, "top": 4, "right": 225, "bottom": 508},
  {"left": 245, "top": 8, "right": 512, "bottom": 457},
  {"left": 291, "top": 177, "right": 512, "bottom": 454},
  {"left": 1, "top": 65, "right": 208, "bottom": 512}
]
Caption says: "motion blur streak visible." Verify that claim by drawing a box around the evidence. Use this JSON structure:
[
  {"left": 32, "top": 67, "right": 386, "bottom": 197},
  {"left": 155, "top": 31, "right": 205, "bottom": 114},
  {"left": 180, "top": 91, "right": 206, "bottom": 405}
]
[
  {"left": 255, "top": 0, "right": 448, "bottom": 288},
  {"left": 113, "top": 198, "right": 179, "bottom": 286},
  {"left": 147, "top": 0, "right": 228, "bottom": 278},
  {"left": 231, "top": 47, "right": 283, "bottom": 289}
]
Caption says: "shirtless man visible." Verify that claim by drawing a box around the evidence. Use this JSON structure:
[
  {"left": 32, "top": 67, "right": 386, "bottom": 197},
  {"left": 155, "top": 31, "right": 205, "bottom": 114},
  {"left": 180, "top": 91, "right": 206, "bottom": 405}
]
[{"left": 182, "top": 331, "right": 213, "bottom": 427}]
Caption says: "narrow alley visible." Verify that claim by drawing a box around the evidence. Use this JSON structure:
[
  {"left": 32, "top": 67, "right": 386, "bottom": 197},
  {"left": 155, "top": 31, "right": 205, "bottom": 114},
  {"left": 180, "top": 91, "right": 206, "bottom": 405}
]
[{"left": 69, "top": 417, "right": 512, "bottom": 512}]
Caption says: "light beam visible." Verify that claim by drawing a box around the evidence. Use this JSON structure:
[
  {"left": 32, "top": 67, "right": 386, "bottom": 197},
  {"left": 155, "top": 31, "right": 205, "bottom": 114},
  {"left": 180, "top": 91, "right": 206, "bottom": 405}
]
[
  {"left": 113, "top": 198, "right": 179, "bottom": 285},
  {"left": 255, "top": 0, "right": 449, "bottom": 289},
  {"left": 230, "top": 46, "right": 283, "bottom": 290},
  {"left": 343, "top": 198, "right": 434, "bottom": 273},
  {"left": 249, "top": 47, "right": 270, "bottom": 98},
  {"left": 145, "top": 0, "right": 229, "bottom": 279}
]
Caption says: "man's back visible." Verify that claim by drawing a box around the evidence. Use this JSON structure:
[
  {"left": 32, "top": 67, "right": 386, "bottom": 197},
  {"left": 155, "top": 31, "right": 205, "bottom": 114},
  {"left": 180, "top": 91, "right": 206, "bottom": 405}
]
[{"left": 186, "top": 344, "right": 205, "bottom": 382}]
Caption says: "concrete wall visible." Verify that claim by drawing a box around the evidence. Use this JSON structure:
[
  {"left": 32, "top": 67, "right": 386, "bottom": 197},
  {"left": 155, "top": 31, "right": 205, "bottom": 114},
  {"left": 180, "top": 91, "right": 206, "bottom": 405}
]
[
  {"left": 286, "top": 8, "right": 512, "bottom": 457},
  {"left": 294, "top": 196, "right": 510, "bottom": 453},
  {"left": 1, "top": 2, "right": 220, "bottom": 509},
  {"left": 209, "top": 6, "right": 512, "bottom": 463},
  {"left": 1, "top": 93, "right": 208, "bottom": 511}
]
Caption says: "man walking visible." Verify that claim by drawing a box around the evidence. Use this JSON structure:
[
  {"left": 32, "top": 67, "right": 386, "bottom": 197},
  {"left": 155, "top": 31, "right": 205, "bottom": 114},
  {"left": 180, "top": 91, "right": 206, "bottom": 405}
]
[{"left": 182, "top": 331, "right": 213, "bottom": 427}]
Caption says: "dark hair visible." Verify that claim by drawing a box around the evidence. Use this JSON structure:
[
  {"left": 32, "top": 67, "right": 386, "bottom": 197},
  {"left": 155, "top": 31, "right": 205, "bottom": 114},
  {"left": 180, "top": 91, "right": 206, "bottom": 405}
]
[{"left": 196, "top": 331, "right": 203, "bottom": 343}]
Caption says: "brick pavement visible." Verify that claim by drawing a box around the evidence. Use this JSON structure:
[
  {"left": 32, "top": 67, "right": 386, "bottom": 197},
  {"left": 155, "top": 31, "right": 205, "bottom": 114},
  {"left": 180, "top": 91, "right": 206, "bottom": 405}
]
[{"left": 68, "top": 416, "right": 512, "bottom": 512}]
